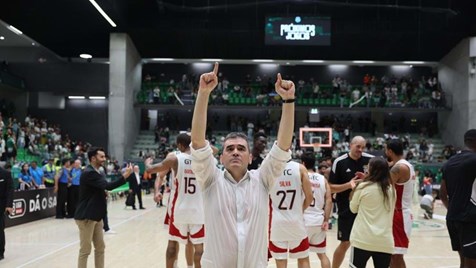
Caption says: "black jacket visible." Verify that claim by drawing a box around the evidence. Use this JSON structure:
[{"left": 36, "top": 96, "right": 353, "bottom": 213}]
[
  {"left": 74, "top": 165, "right": 126, "bottom": 221},
  {"left": 128, "top": 173, "right": 142, "bottom": 190},
  {"left": 0, "top": 168, "right": 14, "bottom": 209}
]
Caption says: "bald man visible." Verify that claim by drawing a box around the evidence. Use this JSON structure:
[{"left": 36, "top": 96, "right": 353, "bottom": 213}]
[{"left": 328, "top": 136, "right": 374, "bottom": 268}]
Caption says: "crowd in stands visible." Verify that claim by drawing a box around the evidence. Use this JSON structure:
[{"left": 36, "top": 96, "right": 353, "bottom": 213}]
[{"left": 137, "top": 71, "right": 447, "bottom": 108}]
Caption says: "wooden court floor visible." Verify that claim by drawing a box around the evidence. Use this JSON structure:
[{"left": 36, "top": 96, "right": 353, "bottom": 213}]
[{"left": 4, "top": 193, "right": 459, "bottom": 268}]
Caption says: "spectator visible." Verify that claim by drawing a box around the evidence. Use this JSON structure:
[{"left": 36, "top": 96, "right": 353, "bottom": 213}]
[{"left": 18, "top": 163, "right": 37, "bottom": 190}]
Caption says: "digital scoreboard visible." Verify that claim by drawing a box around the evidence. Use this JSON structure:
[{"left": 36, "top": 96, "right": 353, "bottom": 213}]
[{"left": 265, "top": 16, "right": 331, "bottom": 46}]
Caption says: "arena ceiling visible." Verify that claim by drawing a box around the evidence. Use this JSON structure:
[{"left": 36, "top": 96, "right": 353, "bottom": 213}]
[{"left": 0, "top": 0, "right": 475, "bottom": 62}]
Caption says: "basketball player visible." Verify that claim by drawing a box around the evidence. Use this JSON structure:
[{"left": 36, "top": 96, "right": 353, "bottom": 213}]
[
  {"left": 154, "top": 169, "right": 195, "bottom": 268},
  {"left": 385, "top": 139, "right": 416, "bottom": 268},
  {"left": 440, "top": 129, "right": 476, "bottom": 268},
  {"left": 301, "top": 152, "right": 332, "bottom": 268},
  {"left": 329, "top": 136, "right": 373, "bottom": 268},
  {"left": 145, "top": 133, "right": 203, "bottom": 268},
  {"left": 268, "top": 160, "right": 313, "bottom": 268},
  {"left": 190, "top": 62, "right": 295, "bottom": 267}
]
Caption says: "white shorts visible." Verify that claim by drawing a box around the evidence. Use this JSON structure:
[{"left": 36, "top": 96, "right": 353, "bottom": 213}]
[
  {"left": 306, "top": 226, "right": 327, "bottom": 253},
  {"left": 269, "top": 237, "right": 310, "bottom": 260},
  {"left": 168, "top": 221, "right": 204, "bottom": 245}
]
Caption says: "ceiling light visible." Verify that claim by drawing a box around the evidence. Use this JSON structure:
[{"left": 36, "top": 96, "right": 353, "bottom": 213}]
[
  {"left": 353, "top": 60, "right": 375, "bottom": 64},
  {"left": 403, "top": 61, "right": 424, "bottom": 64},
  {"left": 89, "top": 96, "right": 106, "bottom": 100},
  {"left": 302, "top": 60, "right": 324, "bottom": 63},
  {"left": 8, "top": 25, "right": 23, "bottom": 35},
  {"left": 88, "top": 0, "right": 117, "bottom": 27},
  {"left": 152, "top": 58, "right": 174, "bottom": 61},
  {"left": 201, "top": 59, "right": 223, "bottom": 62},
  {"left": 32, "top": 42, "right": 35, "bottom": 46},
  {"left": 252, "top": 59, "right": 274, "bottom": 63},
  {"left": 0, "top": 36, "right": 4, "bottom": 40},
  {"left": 80, "top": 54, "right": 93, "bottom": 59},
  {"left": 68, "top": 96, "right": 85, "bottom": 99}
]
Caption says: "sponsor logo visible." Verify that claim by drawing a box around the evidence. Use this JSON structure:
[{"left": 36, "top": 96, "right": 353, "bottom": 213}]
[{"left": 10, "top": 199, "right": 27, "bottom": 219}]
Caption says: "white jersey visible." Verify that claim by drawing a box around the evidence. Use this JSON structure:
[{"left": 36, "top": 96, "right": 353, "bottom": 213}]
[
  {"left": 269, "top": 161, "right": 307, "bottom": 242},
  {"left": 171, "top": 153, "right": 204, "bottom": 224},
  {"left": 395, "top": 159, "right": 416, "bottom": 212},
  {"left": 303, "top": 172, "right": 326, "bottom": 226},
  {"left": 191, "top": 142, "right": 291, "bottom": 268}
]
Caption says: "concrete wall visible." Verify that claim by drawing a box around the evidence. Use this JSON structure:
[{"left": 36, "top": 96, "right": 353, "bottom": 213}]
[
  {"left": 108, "top": 33, "right": 142, "bottom": 163},
  {"left": 7, "top": 62, "right": 109, "bottom": 147},
  {"left": 438, "top": 38, "right": 473, "bottom": 147}
]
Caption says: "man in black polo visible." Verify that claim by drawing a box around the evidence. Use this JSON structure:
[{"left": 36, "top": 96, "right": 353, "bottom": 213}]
[
  {"left": 440, "top": 129, "right": 476, "bottom": 268},
  {"left": 329, "top": 136, "right": 373, "bottom": 268}
]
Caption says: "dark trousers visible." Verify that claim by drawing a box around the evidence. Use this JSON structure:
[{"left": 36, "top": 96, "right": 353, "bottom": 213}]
[
  {"left": 103, "top": 208, "right": 109, "bottom": 232},
  {"left": 132, "top": 186, "right": 143, "bottom": 208},
  {"left": 67, "top": 185, "right": 79, "bottom": 218},
  {"left": 56, "top": 183, "right": 68, "bottom": 218},
  {"left": 0, "top": 206, "right": 5, "bottom": 256},
  {"left": 350, "top": 247, "right": 391, "bottom": 268}
]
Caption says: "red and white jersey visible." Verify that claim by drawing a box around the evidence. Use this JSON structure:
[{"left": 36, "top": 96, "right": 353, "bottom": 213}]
[
  {"left": 303, "top": 172, "right": 326, "bottom": 227},
  {"left": 269, "top": 161, "right": 307, "bottom": 242},
  {"left": 165, "top": 151, "right": 181, "bottom": 223},
  {"left": 171, "top": 152, "right": 204, "bottom": 224},
  {"left": 394, "top": 159, "right": 415, "bottom": 212}
]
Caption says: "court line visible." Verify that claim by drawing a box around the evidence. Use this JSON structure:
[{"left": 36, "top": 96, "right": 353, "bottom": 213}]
[{"left": 16, "top": 209, "right": 152, "bottom": 268}]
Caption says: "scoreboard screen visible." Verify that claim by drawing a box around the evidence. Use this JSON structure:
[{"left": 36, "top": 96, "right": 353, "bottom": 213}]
[{"left": 265, "top": 16, "right": 331, "bottom": 46}]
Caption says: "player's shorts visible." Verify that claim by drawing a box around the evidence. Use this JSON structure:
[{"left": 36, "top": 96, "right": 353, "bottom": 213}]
[
  {"left": 269, "top": 237, "right": 310, "bottom": 260},
  {"left": 337, "top": 213, "right": 356, "bottom": 241},
  {"left": 169, "top": 221, "right": 205, "bottom": 245},
  {"left": 447, "top": 220, "right": 476, "bottom": 259},
  {"left": 163, "top": 211, "right": 170, "bottom": 229},
  {"left": 306, "top": 226, "right": 326, "bottom": 253},
  {"left": 393, "top": 210, "right": 413, "bottom": 254}
]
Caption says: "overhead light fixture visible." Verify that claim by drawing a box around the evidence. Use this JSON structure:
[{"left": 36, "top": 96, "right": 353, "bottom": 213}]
[
  {"left": 353, "top": 60, "right": 375, "bottom": 64},
  {"left": 80, "top": 54, "right": 93, "bottom": 59},
  {"left": 8, "top": 25, "right": 23, "bottom": 35},
  {"left": 152, "top": 58, "right": 174, "bottom": 61},
  {"left": 252, "top": 59, "right": 274, "bottom": 63},
  {"left": 403, "top": 61, "right": 424, "bottom": 64},
  {"left": 89, "top": 96, "right": 106, "bottom": 100},
  {"left": 0, "top": 36, "right": 4, "bottom": 40},
  {"left": 302, "top": 60, "right": 324, "bottom": 63},
  {"left": 201, "top": 59, "right": 223, "bottom": 62},
  {"left": 32, "top": 42, "right": 35, "bottom": 46},
  {"left": 68, "top": 96, "right": 85, "bottom": 99},
  {"left": 88, "top": 0, "right": 117, "bottom": 27}
]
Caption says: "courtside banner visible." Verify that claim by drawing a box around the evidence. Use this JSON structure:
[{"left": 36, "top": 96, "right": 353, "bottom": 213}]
[{"left": 6, "top": 188, "right": 57, "bottom": 227}]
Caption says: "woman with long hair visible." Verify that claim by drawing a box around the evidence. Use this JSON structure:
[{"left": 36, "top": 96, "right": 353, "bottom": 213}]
[
  {"left": 349, "top": 157, "right": 396, "bottom": 267},
  {"left": 18, "top": 163, "right": 37, "bottom": 190}
]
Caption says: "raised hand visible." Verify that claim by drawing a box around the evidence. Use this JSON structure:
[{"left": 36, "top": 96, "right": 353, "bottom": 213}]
[
  {"left": 144, "top": 157, "right": 153, "bottom": 169},
  {"left": 198, "top": 62, "right": 219, "bottom": 94},
  {"left": 275, "top": 73, "right": 295, "bottom": 101},
  {"left": 122, "top": 163, "right": 133, "bottom": 179}
]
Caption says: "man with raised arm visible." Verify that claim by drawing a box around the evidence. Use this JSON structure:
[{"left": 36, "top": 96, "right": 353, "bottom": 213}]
[{"left": 190, "top": 63, "right": 295, "bottom": 268}]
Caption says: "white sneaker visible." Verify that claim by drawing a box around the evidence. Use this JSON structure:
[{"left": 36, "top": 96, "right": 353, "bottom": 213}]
[{"left": 104, "top": 230, "right": 117, "bottom": 234}]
